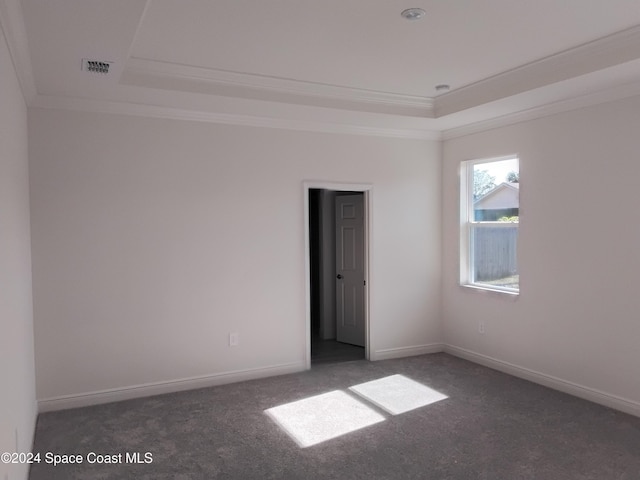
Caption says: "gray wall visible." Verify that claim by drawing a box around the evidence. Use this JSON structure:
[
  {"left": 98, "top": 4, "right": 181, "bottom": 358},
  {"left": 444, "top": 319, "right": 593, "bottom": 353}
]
[
  {"left": 442, "top": 95, "right": 640, "bottom": 409},
  {"left": 29, "top": 108, "right": 442, "bottom": 404},
  {"left": 0, "top": 27, "right": 36, "bottom": 480}
]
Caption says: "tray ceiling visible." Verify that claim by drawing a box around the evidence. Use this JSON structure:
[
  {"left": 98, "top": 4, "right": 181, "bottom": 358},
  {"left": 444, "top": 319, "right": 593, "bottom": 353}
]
[{"left": 5, "top": 0, "right": 640, "bottom": 137}]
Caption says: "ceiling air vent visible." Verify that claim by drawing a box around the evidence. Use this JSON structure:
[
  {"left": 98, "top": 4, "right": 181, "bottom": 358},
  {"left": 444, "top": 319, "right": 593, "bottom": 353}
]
[{"left": 82, "top": 59, "right": 112, "bottom": 74}]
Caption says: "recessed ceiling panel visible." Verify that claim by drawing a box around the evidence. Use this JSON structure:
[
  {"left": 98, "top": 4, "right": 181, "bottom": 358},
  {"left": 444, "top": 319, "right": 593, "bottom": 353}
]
[{"left": 131, "top": 0, "right": 640, "bottom": 96}]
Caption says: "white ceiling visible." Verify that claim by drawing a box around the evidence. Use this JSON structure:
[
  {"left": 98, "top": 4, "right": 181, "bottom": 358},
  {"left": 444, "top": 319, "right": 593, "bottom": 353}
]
[{"left": 6, "top": 0, "right": 640, "bottom": 137}]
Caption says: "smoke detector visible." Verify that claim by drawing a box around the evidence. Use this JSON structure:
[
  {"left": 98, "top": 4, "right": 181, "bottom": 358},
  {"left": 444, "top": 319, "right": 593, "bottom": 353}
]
[{"left": 82, "top": 59, "right": 112, "bottom": 75}]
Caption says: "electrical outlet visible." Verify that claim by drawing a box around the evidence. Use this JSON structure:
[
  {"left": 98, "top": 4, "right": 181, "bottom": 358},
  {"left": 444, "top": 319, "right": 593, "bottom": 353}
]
[
  {"left": 229, "top": 332, "right": 239, "bottom": 346},
  {"left": 478, "top": 321, "right": 485, "bottom": 334}
]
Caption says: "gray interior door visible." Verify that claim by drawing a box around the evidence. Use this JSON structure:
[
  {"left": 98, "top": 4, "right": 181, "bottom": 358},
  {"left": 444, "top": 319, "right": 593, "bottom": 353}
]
[{"left": 335, "top": 194, "right": 365, "bottom": 347}]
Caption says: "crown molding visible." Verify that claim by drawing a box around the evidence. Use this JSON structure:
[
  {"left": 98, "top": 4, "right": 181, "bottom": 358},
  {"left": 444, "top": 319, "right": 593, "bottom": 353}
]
[
  {"left": 123, "top": 57, "right": 435, "bottom": 118},
  {"left": 441, "top": 79, "right": 640, "bottom": 140},
  {"left": 31, "top": 94, "right": 441, "bottom": 140},
  {"left": 30, "top": 75, "right": 640, "bottom": 143},
  {"left": 436, "top": 25, "right": 640, "bottom": 117},
  {"left": 0, "top": 0, "right": 37, "bottom": 102}
]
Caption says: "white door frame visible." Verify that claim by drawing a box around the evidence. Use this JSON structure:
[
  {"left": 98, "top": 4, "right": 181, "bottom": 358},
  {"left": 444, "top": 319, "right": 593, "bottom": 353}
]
[{"left": 303, "top": 181, "right": 373, "bottom": 369}]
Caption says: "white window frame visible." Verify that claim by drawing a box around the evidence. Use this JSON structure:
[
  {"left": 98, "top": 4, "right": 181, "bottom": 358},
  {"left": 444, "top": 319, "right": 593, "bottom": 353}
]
[{"left": 460, "top": 155, "right": 519, "bottom": 295}]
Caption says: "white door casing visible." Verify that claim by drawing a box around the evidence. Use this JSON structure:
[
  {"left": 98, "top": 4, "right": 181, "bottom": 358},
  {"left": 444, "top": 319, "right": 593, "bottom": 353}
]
[{"left": 335, "top": 194, "right": 365, "bottom": 347}]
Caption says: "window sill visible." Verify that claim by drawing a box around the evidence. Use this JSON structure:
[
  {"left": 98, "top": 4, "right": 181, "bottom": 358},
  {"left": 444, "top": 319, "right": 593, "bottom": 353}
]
[{"left": 460, "top": 284, "right": 519, "bottom": 300}]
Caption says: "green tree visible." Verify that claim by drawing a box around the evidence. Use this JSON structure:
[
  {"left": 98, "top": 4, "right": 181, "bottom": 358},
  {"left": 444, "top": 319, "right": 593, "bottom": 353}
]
[
  {"left": 473, "top": 170, "right": 496, "bottom": 200},
  {"left": 507, "top": 171, "right": 519, "bottom": 183}
]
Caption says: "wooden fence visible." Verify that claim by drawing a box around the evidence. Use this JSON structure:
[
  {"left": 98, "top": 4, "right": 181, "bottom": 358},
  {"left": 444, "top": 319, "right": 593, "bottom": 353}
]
[{"left": 473, "top": 226, "right": 518, "bottom": 281}]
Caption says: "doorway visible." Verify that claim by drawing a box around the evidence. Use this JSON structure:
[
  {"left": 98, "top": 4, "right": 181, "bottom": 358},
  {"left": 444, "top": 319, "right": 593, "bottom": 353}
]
[{"left": 304, "top": 183, "right": 371, "bottom": 368}]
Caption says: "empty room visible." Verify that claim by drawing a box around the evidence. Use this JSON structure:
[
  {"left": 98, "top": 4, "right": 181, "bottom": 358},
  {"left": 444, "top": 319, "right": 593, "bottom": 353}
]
[{"left": 2, "top": 1, "right": 640, "bottom": 479}]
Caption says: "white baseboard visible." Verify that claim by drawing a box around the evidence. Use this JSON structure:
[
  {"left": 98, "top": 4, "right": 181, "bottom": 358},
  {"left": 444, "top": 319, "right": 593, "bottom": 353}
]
[
  {"left": 372, "top": 343, "right": 444, "bottom": 361},
  {"left": 38, "top": 345, "right": 639, "bottom": 419},
  {"left": 38, "top": 362, "right": 306, "bottom": 413},
  {"left": 444, "top": 344, "right": 640, "bottom": 418}
]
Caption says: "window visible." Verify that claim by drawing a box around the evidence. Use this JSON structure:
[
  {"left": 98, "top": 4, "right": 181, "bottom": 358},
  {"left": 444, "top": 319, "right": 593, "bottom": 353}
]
[{"left": 460, "top": 156, "right": 519, "bottom": 294}]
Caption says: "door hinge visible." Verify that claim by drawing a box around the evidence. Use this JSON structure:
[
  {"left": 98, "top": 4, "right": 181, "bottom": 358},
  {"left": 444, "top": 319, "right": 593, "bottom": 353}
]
[{"left": 364, "top": 280, "right": 366, "bottom": 286}]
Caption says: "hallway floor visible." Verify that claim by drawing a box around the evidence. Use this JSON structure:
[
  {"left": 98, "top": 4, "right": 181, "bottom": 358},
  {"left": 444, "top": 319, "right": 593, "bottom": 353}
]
[{"left": 311, "top": 338, "right": 365, "bottom": 365}]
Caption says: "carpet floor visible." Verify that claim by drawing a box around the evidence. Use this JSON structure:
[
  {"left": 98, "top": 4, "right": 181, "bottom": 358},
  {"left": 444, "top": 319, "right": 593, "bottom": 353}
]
[{"left": 29, "top": 353, "right": 640, "bottom": 479}]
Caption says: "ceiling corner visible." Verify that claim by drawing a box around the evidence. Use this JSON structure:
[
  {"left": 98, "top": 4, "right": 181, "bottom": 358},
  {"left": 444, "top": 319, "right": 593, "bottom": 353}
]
[{"left": 0, "top": 0, "right": 37, "bottom": 103}]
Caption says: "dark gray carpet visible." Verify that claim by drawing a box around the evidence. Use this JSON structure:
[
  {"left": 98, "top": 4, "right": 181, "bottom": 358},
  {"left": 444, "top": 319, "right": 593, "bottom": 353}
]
[{"left": 30, "top": 353, "right": 640, "bottom": 479}]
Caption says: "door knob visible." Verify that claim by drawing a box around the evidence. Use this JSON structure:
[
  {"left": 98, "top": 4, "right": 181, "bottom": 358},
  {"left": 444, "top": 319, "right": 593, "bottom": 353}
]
[{"left": 336, "top": 274, "right": 343, "bottom": 279}]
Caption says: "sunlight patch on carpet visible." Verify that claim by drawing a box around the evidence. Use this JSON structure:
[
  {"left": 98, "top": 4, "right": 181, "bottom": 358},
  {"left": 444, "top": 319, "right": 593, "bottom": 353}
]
[
  {"left": 349, "top": 374, "right": 448, "bottom": 415},
  {"left": 265, "top": 390, "right": 385, "bottom": 448}
]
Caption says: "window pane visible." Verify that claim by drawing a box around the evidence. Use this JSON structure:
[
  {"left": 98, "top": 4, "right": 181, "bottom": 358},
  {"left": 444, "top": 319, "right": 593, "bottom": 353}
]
[
  {"left": 471, "top": 226, "right": 518, "bottom": 290},
  {"left": 473, "top": 159, "right": 519, "bottom": 222}
]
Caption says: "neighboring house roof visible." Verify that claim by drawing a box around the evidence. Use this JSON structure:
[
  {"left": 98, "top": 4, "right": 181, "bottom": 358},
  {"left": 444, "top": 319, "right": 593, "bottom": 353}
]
[{"left": 474, "top": 182, "right": 519, "bottom": 210}]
